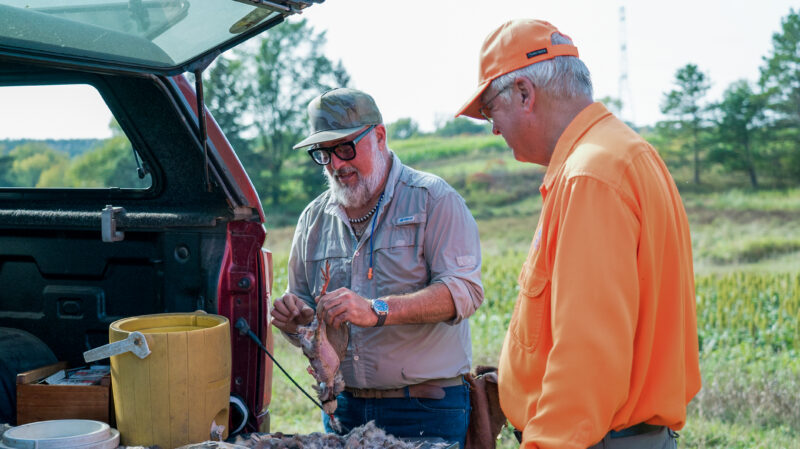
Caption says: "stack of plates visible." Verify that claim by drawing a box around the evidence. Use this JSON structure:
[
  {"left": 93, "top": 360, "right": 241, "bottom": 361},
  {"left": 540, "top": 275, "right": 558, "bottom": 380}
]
[{"left": 0, "top": 420, "right": 119, "bottom": 449}]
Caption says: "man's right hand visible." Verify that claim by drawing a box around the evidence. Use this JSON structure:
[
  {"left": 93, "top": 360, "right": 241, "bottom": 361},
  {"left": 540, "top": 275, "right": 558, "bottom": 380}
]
[{"left": 271, "top": 293, "right": 315, "bottom": 334}]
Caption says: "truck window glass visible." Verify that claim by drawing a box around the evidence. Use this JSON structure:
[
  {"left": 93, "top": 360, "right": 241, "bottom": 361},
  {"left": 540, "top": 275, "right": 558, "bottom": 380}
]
[{"left": 0, "top": 84, "right": 151, "bottom": 189}]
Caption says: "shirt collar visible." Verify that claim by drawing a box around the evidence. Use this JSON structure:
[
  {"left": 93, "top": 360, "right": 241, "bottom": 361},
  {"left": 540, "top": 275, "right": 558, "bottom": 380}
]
[{"left": 541, "top": 102, "right": 612, "bottom": 192}]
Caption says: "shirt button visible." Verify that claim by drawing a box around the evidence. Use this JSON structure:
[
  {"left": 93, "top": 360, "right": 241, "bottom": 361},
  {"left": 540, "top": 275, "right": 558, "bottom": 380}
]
[
  {"left": 354, "top": 251, "right": 360, "bottom": 256},
  {"left": 353, "top": 355, "right": 360, "bottom": 361}
]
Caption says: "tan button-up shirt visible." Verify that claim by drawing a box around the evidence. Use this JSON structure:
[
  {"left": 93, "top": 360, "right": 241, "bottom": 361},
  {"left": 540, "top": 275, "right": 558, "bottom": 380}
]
[{"left": 286, "top": 152, "right": 484, "bottom": 389}]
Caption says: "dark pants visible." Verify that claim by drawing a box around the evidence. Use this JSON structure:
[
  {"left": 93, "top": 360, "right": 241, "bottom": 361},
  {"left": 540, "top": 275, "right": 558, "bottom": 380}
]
[
  {"left": 322, "top": 383, "right": 470, "bottom": 447},
  {"left": 587, "top": 427, "right": 678, "bottom": 449}
]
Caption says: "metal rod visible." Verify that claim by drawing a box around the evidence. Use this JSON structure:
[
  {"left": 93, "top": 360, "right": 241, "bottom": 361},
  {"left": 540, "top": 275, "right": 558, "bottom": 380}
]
[
  {"left": 235, "top": 317, "right": 324, "bottom": 412},
  {"left": 194, "top": 68, "right": 211, "bottom": 192}
]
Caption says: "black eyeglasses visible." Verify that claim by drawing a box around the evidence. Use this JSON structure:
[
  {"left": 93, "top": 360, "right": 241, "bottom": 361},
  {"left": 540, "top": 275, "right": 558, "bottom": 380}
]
[
  {"left": 479, "top": 84, "right": 511, "bottom": 124},
  {"left": 308, "top": 125, "right": 376, "bottom": 166}
]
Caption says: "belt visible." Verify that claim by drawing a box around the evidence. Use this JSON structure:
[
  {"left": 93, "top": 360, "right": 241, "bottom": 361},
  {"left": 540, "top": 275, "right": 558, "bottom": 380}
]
[
  {"left": 609, "top": 423, "right": 664, "bottom": 439},
  {"left": 512, "top": 423, "right": 664, "bottom": 443},
  {"left": 344, "top": 375, "right": 464, "bottom": 400}
]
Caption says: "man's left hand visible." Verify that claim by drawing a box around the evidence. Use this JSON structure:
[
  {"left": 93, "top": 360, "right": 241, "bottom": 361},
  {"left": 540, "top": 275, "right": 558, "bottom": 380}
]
[{"left": 317, "top": 287, "right": 379, "bottom": 329}]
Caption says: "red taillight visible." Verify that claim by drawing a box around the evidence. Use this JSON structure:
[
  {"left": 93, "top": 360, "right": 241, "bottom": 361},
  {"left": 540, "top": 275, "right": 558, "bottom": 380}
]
[{"left": 217, "top": 220, "right": 272, "bottom": 432}]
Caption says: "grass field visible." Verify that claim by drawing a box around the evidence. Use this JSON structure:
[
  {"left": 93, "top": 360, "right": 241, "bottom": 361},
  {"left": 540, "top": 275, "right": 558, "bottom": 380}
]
[{"left": 262, "top": 136, "right": 800, "bottom": 448}]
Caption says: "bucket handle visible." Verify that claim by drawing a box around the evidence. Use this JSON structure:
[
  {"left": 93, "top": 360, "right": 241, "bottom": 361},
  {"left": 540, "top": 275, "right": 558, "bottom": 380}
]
[{"left": 83, "top": 331, "right": 151, "bottom": 363}]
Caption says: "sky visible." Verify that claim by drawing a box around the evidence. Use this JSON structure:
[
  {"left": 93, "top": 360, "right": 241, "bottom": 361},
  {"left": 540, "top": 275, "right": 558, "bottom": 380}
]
[
  {"left": 1, "top": 0, "right": 796, "bottom": 139},
  {"left": 299, "top": 0, "right": 796, "bottom": 132}
]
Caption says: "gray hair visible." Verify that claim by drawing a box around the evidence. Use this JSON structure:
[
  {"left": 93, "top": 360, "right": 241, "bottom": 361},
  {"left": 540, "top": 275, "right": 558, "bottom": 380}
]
[{"left": 487, "top": 32, "right": 593, "bottom": 103}]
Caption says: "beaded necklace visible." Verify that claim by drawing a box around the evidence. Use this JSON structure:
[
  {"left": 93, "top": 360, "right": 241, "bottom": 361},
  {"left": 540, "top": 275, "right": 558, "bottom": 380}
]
[{"left": 348, "top": 198, "right": 380, "bottom": 223}]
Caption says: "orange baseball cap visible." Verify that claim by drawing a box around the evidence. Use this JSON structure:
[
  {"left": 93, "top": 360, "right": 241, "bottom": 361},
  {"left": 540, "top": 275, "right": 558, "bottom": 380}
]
[{"left": 456, "top": 19, "right": 579, "bottom": 119}]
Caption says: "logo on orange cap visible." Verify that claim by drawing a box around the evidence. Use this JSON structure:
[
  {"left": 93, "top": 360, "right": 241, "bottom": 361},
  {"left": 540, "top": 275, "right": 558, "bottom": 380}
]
[{"left": 456, "top": 19, "right": 579, "bottom": 119}]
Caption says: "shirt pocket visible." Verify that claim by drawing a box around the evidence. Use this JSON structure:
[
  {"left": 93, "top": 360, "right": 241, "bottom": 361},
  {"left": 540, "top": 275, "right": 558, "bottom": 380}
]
[
  {"left": 371, "top": 212, "right": 425, "bottom": 255},
  {"left": 508, "top": 261, "right": 550, "bottom": 352},
  {"left": 388, "top": 213, "right": 425, "bottom": 253},
  {"left": 372, "top": 213, "right": 427, "bottom": 295}
]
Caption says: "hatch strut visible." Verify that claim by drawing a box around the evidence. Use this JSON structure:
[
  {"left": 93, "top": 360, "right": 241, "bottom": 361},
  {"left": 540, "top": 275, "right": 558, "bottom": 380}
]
[
  {"left": 190, "top": 52, "right": 219, "bottom": 193},
  {"left": 132, "top": 147, "right": 148, "bottom": 179},
  {"left": 194, "top": 67, "right": 211, "bottom": 192}
]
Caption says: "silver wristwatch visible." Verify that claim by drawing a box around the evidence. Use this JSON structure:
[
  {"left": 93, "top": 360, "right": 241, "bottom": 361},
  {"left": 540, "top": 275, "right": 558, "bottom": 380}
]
[{"left": 370, "top": 298, "right": 388, "bottom": 327}]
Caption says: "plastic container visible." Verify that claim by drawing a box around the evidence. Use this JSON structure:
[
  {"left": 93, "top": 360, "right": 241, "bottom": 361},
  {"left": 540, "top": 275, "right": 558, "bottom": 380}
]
[
  {"left": 0, "top": 419, "right": 119, "bottom": 449},
  {"left": 109, "top": 312, "right": 231, "bottom": 449}
]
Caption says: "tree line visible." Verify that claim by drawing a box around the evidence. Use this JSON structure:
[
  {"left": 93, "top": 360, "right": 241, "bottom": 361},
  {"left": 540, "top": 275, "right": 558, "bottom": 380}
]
[
  {"left": 0, "top": 122, "right": 149, "bottom": 189},
  {"left": 651, "top": 9, "right": 799, "bottom": 188},
  {"left": 1, "top": 9, "right": 797, "bottom": 202}
]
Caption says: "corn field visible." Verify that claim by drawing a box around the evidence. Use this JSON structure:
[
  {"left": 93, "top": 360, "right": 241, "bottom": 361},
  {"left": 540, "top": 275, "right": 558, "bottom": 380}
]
[{"left": 696, "top": 272, "right": 800, "bottom": 353}]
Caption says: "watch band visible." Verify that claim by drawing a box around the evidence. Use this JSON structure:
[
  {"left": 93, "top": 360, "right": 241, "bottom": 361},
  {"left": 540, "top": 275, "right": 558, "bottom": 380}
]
[{"left": 370, "top": 298, "right": 388, "bottom": 327}]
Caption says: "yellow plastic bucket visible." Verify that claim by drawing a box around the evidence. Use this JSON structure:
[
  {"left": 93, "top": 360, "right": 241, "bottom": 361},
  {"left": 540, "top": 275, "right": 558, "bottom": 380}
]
[{"left": 108, "top": 312, "right": 231, "bottom": 449}]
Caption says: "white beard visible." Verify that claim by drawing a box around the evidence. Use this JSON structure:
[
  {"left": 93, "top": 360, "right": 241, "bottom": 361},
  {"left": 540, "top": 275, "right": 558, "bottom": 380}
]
[{"left": 325, "top": 148, "right": 388, "bottom": 209}]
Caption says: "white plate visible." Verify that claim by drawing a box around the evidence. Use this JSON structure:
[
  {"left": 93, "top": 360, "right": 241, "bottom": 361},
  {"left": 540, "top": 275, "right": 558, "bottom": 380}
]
[{"left": 1, "top": 420, "right": 118, "bottom": 449}]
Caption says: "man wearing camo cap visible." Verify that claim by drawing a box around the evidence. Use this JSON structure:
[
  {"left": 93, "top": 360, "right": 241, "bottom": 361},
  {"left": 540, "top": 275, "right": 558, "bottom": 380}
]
[{"left": 272, "top": 87, "right": 484, "bottom": 447}]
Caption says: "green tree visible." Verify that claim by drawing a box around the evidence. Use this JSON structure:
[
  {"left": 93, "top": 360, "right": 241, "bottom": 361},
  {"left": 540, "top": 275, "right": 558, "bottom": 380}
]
[
  {"left": 204, "top": 56, "right": 251, "bottom": 156},
  {"left": 660, "top": 63, "right": 711, "bottom": 185},
  {"left": 758, "top": 8, "right": 800, "bottom": 181},
  {"left": 386, "top": 118, "right": 420, "bottom": 140},
  {"left": 60, "top": 135, "right": 149, "bottom": 188},
  {"left": 205, "top": 19, "right": 350, "bottom": 207},
  {"left": 709, "top": 80, "right": 766, "bottom": 188},
  {"left": 0, "top": 144, "right": 13, "bottom": 186},
  {"left": 644, "top": 122, "right": 692, "bottom": 180},
  {"left": 434, "top": 117, "right": 490, "bottom": 137},
  {"left": 759, "top": 8, "right": 800, "bottom": 130},
  {"left": 8, "top": 142, "right": 68, "bottom": 187},
  {"left": 37, "top": 159, "right": 71, "bottom": 187}
]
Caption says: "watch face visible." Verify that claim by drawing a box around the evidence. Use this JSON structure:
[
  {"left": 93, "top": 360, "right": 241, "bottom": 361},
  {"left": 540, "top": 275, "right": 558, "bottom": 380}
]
[{"left": 372, "top": 299, "right": 389, "bottom": 314}]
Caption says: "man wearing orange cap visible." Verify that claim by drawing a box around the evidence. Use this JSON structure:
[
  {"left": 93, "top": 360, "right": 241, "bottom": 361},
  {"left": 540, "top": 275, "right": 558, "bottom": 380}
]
[{"left": 457, "top": 20, "right": 701, "bottom": 449}]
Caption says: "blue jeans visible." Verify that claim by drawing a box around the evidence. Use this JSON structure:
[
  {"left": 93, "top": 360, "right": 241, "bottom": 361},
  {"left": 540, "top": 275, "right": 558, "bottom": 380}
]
[{"left": 322, "top": 383, "right": 470, "bottom": 448}]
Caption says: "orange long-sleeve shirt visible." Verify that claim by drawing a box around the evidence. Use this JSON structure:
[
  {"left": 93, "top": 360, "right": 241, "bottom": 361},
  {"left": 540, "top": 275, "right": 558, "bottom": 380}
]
[{"left": 498, "top": 103, "right": 701, "bottom": 449}]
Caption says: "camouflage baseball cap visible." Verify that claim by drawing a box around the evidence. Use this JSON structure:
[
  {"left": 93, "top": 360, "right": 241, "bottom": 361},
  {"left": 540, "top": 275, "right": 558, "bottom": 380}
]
[{"left": 293, "top": 88, "right": 383, "bottom": 150}]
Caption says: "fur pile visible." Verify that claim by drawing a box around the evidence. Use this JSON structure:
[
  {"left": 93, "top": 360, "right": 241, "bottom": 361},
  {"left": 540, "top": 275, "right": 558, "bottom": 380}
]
[{"left": 118, "top": 420, "right": 450, "bottom": 449}]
